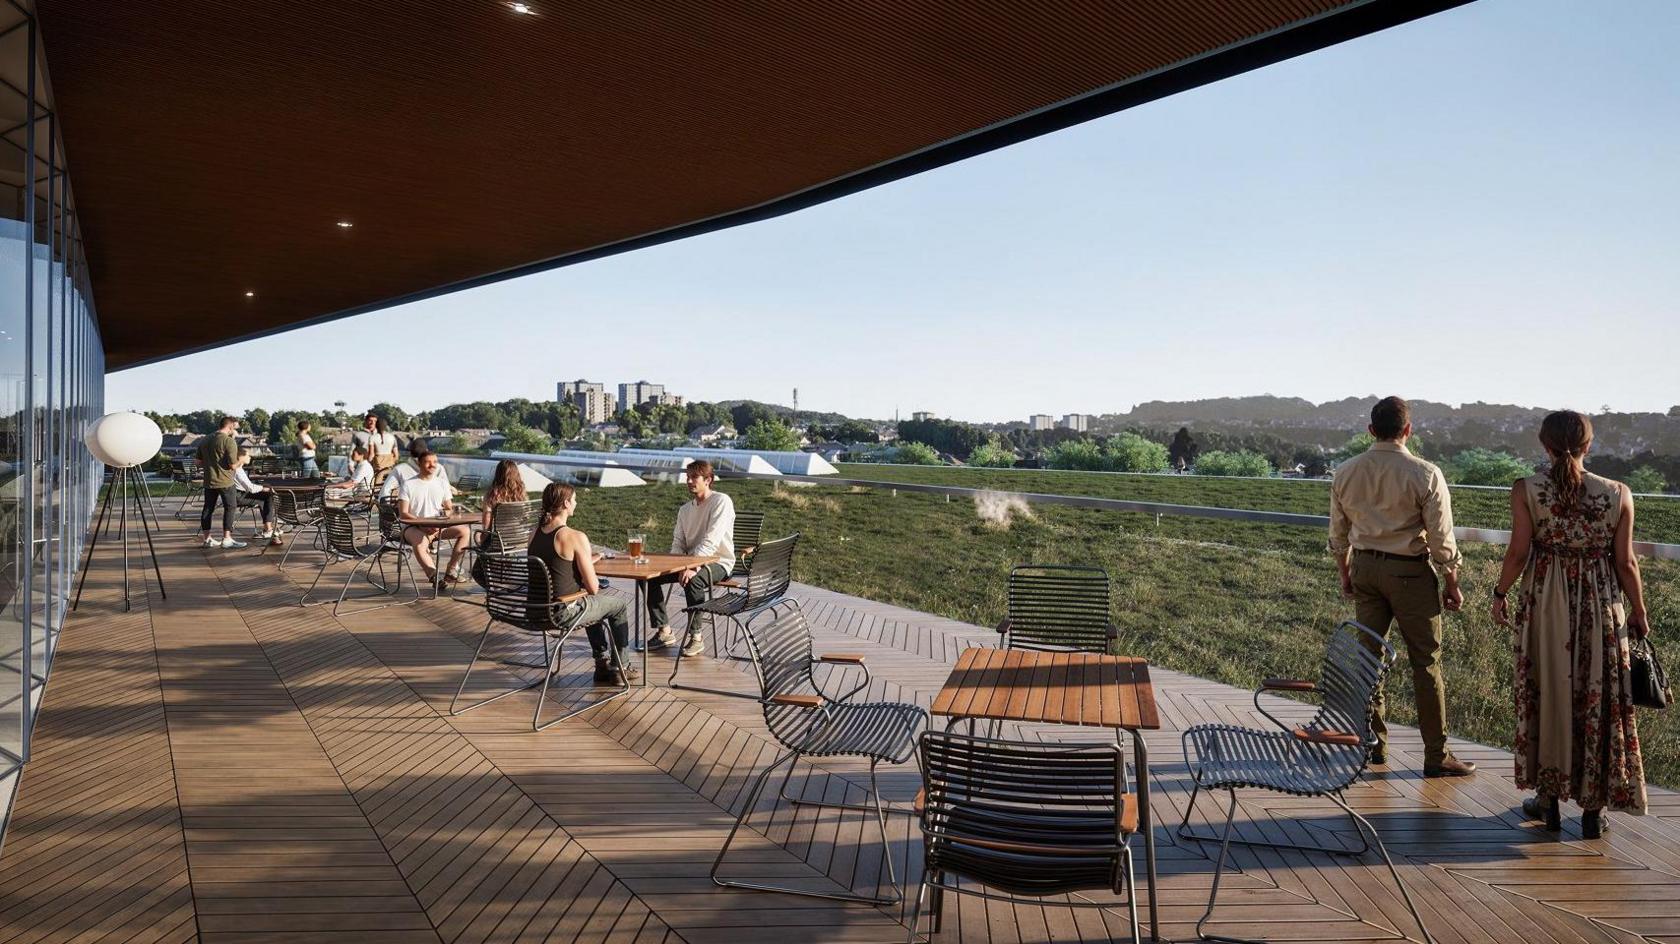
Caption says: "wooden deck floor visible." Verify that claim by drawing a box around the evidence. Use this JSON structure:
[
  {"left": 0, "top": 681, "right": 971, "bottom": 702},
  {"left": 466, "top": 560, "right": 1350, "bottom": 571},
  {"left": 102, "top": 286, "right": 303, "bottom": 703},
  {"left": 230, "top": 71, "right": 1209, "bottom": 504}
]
[{"left": 3, "top": 513, "right": 1680, "bottom": 943}]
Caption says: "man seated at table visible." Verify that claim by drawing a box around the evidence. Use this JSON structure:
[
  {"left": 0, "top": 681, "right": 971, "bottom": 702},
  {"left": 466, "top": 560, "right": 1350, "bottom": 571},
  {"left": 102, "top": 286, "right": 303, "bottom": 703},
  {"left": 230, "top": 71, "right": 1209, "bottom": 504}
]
[
  {"left": 231, "top": 448, "right": 282, "bottom": 543},
  {"left": 398, "top": 451, "right": 471, "bottom": 584},
  {"left": 380, "top": 437, "right": 443, "bottom": 499},
  {"left": 327, "top": 446, "right": 375, "bottom": 502},
  {"left": 646, "top": 460, "right": 736, "bottom": 657}
]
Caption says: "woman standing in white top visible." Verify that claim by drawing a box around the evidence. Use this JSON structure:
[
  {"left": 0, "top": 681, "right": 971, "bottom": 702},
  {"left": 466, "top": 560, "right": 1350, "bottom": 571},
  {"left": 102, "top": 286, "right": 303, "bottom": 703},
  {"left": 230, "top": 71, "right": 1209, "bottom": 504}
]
[
  {"left": 296, "top": 420, "right": 318, "bottom": 477},
  {"left": 370, "top": 417, "right": 400, "bottom": 486}
]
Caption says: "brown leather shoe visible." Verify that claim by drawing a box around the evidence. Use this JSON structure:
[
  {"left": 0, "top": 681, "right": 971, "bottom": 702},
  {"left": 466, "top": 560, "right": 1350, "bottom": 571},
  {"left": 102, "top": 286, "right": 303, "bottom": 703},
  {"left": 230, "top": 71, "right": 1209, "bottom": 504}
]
[{"left": 1423, "top": 755, "right": 1477, "bottom": 777}]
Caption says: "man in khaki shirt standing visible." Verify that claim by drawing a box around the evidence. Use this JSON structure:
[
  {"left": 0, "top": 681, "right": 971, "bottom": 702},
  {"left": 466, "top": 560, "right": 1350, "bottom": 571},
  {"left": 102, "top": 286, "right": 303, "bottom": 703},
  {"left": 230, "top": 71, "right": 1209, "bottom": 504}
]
[{"left": 1330, "top": 396, "right": 1475, "bottom": 777}]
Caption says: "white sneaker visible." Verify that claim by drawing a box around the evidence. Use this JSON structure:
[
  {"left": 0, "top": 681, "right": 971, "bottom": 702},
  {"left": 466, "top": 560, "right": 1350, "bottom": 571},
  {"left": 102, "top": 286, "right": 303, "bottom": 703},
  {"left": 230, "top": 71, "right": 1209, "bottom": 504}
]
[
  {"left": 647, "top": 627, "right": 677, "bottom": 650},
  {"left": 221, "top": 537, "right": 248, "bottom": 549},
  {"left": 200, "top": 536, "right": 217, "bottom": 548}
]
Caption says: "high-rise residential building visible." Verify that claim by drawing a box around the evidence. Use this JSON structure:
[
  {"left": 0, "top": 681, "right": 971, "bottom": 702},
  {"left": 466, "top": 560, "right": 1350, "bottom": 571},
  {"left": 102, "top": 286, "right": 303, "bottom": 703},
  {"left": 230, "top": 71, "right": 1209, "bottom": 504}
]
[
  {"left": 911, "top": 411, "right": 935, "bottom": 422},
  {"left": 1028, "top": 414, "right": 1055, "bottom": 431},
  {"left": 558, "top": 379, "right": 611, "bottom": 425},
  {"left": 1059, "top": 413, "right": 1089, "bottom": 432},
  {"left": 618, "top": 380, "right": 666, "bottom": 413}
]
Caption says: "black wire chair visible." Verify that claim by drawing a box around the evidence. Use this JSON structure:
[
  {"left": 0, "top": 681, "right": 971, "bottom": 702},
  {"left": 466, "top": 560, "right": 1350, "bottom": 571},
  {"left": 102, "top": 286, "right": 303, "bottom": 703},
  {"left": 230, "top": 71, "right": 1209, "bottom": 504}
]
[
  {"left": 170, "top": 457, "right": 203, "bottom": 519},
  {"left": 998, "top": 564, "right": 1117, "bottom": 654},
  {"left": 714, "top": 509, "right": 767, "bottom": 589},
  {"left": 711, "top": 602, "right": 925, "bottom": 905},
  {"left": 469, "top": 499, "right": 543, "bottom": 589},
  {"left": 449, "top": 553, "right": 628, "bottom": 730},
  {"left": 671, "top": 532, "right": 799, "bottom": 697},
  {"left": 261, "top": 488, "right": 324, "bottom": 567},
  {"left": 908, "top": 730, "right": 1140, "bottom": 944},
  {"left": 298, "top": 504, "right": 421, "bottom": 614},
  {"left": 1178, "top": 620, "right": 1433, "bottom": 944}
]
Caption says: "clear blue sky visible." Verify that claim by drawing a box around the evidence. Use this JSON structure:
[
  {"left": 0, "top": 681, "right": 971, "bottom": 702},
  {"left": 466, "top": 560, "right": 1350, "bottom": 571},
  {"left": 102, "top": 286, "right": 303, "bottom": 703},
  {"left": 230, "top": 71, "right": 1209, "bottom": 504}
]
[{"left": 108, "top": 0, "right": 1679, "bottom": 423}]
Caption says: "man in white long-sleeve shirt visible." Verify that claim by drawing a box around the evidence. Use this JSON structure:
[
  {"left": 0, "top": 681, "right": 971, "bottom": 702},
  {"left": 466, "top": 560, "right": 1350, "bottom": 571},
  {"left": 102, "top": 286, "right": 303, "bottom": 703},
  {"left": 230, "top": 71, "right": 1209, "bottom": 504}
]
[{"left": 647, "top": 460, "right": 735, "bottom": 657}]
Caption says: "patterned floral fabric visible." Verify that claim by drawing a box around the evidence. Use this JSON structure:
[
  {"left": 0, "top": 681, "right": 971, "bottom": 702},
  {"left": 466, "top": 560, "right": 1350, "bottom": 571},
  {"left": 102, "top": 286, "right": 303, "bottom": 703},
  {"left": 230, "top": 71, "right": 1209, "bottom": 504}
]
[{"left": 1513, "top": 472, "right": 1646, "bottom": 812}]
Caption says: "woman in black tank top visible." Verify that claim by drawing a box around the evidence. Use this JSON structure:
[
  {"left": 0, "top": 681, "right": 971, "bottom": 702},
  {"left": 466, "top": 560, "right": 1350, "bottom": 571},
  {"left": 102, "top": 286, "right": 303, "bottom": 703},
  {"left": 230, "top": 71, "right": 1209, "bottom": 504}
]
[{"left": 528, "top": 482, "right": 637, "bottom": 683}]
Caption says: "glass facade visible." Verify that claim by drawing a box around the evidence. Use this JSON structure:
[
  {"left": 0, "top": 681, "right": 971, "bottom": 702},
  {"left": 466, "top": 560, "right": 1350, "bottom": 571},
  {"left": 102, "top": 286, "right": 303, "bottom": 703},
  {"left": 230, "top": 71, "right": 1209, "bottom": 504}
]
[{"left": 0, "top": 2, "right": 106, "bottom": 797}]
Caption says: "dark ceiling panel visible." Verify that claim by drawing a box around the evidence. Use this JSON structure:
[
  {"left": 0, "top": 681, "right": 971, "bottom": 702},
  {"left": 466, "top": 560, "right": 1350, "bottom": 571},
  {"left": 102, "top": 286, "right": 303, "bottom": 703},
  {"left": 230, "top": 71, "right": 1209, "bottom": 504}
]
[{"left": 32, "top": 0, "right": 1469, "bottom": 369}]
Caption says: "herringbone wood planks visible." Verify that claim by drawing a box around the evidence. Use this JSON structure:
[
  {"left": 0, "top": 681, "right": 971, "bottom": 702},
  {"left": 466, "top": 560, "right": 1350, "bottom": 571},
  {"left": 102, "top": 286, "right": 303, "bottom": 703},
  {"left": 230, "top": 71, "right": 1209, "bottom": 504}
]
[{"left": 3, "top": 512, "right": 1679, "bottom": 943}]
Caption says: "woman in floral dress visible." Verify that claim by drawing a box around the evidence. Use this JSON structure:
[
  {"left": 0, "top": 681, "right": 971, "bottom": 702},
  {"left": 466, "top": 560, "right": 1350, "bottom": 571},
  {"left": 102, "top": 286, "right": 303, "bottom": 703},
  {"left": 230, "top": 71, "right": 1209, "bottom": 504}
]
[{"left": 1491, "top": 410, "right": 1651, "bottom": 838}]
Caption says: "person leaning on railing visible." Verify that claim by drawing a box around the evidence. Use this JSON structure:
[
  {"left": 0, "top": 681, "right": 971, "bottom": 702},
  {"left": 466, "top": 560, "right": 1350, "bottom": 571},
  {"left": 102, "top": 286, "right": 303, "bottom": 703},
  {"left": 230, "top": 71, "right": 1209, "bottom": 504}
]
[
  {"left": 529, "top": 481, "right": 639, "bottom": 684},
  {"left": 1490, "top": 410, "right": 1649, "bottom": 839},
  {"left": 1328, "top": 395, "right": 1476, "bottom": 778}
]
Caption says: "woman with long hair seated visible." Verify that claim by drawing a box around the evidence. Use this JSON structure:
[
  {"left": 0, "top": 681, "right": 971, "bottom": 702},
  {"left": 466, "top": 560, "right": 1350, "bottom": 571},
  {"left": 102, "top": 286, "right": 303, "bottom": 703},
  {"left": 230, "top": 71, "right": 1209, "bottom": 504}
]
[
  {"left": 1491, "top": 410, "right": 1650, "bottom": 838},
  {"left": 528, "top": 482, "right": 639, "bottom": 684},
  {"left": 481, "top": 459, "right": 527, "bottom": 531}
]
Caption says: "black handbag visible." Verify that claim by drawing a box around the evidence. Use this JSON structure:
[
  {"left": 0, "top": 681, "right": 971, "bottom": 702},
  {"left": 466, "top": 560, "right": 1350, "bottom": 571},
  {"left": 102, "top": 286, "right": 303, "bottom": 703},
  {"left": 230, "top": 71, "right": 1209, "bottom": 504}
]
[{"left": 1630, "top": 635, "right": 1670, "bottom": 710}]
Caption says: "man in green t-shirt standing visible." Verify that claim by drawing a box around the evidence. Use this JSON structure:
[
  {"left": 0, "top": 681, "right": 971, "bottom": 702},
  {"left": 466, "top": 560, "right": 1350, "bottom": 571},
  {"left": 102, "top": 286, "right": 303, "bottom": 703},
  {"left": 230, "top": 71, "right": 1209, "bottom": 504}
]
[{"left": 195, "top": 415, "right": 246, "bottom": 549}]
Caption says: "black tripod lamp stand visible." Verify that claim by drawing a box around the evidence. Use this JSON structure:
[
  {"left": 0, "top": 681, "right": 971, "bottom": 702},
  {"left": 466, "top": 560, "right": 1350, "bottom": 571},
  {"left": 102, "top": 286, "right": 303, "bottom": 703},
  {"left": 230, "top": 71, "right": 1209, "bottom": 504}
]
[{"left": 72, "top": 412, "right": 167, "bottom": 612}]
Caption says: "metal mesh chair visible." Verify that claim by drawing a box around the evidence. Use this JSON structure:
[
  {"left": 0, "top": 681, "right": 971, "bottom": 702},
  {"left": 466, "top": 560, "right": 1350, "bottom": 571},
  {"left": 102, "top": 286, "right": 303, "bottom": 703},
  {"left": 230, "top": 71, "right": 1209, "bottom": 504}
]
[
  {"left": 671, "top": 531, "right": 798, "bottom": 696},
  {"left": 449, "top": 554, "right": 627, "bottom": 730},
  {"left": 711, "top": 602, "right": 925, "bottom": 905},
  {"left": 714, "top": 509, "right": 767, "bottom": 588},
  {"left": 471, "top": 499, "right": 541, "bottom": 562},
  {"left": 171, "top": 457, "right": 203, "bottom": 519},
  {"left": 298, "top": 505, "right": 422, "bottom": 614},
  {"left": 262, "top": 488, "right": 324, "bottom": 567},
  {"left": 248, "top": 454, "right": 284, "bottom": 476},
  {"left": 1179, "top": 620, "right": 1433, "bottom": 944},
  {"left": 998, "top": 564, "right": 1117, "bottom": 654},
  {"left": 909, "top": 731, "right": 1140, "bottom": 943}
]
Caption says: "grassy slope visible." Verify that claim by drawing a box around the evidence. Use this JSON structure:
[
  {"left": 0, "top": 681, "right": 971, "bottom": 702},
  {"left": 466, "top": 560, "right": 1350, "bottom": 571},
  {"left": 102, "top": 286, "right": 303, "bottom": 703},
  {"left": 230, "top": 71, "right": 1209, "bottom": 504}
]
[
  {"left": 573, "top": 477, "right": 1680, "bottom": 790},
  {"left": 834, "top": 463, "right": 1680, "bottom": 545}
]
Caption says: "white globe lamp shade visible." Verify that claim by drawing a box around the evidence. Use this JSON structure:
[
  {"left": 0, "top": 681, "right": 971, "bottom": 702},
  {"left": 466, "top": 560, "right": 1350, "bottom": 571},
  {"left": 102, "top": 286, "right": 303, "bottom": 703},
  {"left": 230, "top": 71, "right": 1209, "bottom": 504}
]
[{"left": 85, "top": 411, "right": 164, "bottom": 468}]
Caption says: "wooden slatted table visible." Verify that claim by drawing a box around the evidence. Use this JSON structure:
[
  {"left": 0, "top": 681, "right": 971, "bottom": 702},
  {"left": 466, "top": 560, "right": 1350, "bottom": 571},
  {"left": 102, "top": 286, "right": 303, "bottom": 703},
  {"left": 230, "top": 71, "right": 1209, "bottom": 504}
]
[
  {"left": 596, "top": 552, "right": 720, "bottom": 685},
  {"left": 932, "top": 646, "right": 1163, "bottom": 941}
]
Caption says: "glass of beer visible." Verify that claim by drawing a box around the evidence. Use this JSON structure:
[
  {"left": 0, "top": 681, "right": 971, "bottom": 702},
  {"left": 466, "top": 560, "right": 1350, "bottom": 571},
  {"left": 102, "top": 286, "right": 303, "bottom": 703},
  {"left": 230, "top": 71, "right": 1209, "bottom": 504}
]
[{"left": 627, "top": 531, "right": 646, "bottom": 564}]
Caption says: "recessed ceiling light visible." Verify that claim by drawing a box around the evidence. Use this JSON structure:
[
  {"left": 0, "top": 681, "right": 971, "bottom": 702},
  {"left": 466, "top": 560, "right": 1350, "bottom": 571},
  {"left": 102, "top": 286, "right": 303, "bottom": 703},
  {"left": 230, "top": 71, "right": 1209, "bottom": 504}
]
[
  {"left": 336, "top": 220, "right": 353, "bottom": 228},
  {"left": 244, "top": 291, "right": 255, "bottom": 298},
  {"left": 509, "top": 2, "right": 534, "bottom": 14}
]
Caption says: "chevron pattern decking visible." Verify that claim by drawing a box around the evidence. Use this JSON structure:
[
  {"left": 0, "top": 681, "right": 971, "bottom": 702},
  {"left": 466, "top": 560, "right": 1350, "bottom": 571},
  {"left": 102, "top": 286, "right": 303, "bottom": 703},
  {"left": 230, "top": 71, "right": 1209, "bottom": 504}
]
[{"left": 2, "top": 512, "right": 1678, "bottom": 943}]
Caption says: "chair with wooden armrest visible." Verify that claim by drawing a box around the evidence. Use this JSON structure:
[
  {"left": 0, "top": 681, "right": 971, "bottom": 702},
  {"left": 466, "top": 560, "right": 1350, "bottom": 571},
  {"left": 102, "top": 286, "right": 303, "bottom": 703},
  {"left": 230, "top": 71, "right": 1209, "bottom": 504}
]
[
  {"left": 710, "top": 601, "right": 925, "bottom": 906},
  {"left": 449, "top": 554, "right": 627, "bottom": 731},
  {"left": 672, "top": 532, "right": 799, "bottom": 697},
  {"left": 909, "top": 730, "right": 1140, "bottom": 943},
  {"left": 1178, "top": 621, "right": 1434, "bottom": 944},
  {"left": 712, "top": 509, "right": 766, "bottom": 590}
]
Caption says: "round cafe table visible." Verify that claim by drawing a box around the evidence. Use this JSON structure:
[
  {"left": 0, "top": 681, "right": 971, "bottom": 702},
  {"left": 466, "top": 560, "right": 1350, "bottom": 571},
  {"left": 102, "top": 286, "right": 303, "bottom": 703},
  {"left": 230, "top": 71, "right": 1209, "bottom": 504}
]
[{"left": 396, "top": 511, "right": 480, "bottom": 599}]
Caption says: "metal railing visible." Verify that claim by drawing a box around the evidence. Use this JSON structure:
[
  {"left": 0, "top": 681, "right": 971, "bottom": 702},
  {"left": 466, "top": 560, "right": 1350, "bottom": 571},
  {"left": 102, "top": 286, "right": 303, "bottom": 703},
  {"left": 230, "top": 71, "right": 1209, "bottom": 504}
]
[
  {"left": 834, "top": 461, "right": 1680, "bottom": 499},
  {"left": 728, "top": 471, "right": 1680, "bottom": 562}
]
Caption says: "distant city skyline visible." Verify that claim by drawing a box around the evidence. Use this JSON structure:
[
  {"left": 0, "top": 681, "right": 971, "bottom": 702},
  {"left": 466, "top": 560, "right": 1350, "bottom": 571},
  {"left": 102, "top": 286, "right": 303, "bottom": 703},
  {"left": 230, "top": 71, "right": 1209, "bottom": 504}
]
[{"left": 108, "top": 0, "right": 1679, "bottom": 422}]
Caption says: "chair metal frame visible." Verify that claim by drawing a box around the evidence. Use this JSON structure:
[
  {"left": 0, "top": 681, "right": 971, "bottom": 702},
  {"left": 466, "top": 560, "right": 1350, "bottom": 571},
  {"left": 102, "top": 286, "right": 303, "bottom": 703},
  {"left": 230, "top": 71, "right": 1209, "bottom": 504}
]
[
  {"left": 449, "top": 553, "right": 629, "bottom": 731},
  {"left": 711, "top": 601, "right": 925, "bottom": 905},
  {"left": 261, "top": 488, "right": 324, "bottom": 567},
  {"left": 671, "top": 532, "right": 799, "bottom": 698},
  {"left": 907, "top": 730, "right": 1140, "bottom": 944},
  {"left": 170, "top": 457, "right": 204, "bottom": 519},
  {"left": 1177, "top": 620, "right": 1434, "bottom": 944},
  {"left": 997, "top": 563, "right": 1118, "bottom": 654},
  {"left": 298, "top": 504, "right": 422, "bottom": 615}
]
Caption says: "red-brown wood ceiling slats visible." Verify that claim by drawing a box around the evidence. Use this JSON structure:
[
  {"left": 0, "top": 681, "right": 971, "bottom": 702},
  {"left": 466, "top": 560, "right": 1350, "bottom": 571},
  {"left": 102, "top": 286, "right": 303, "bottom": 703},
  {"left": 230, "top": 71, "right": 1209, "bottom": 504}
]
[{"left": 32, "top": 1, "right": 1414, "bottom": 367}]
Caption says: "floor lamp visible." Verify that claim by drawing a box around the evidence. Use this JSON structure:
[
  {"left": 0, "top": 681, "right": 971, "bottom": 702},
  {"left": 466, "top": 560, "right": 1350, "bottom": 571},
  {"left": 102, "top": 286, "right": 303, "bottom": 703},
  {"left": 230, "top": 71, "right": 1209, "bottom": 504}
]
[{"left": 72, "top": 411, "right": 167, "bottom": 613}]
